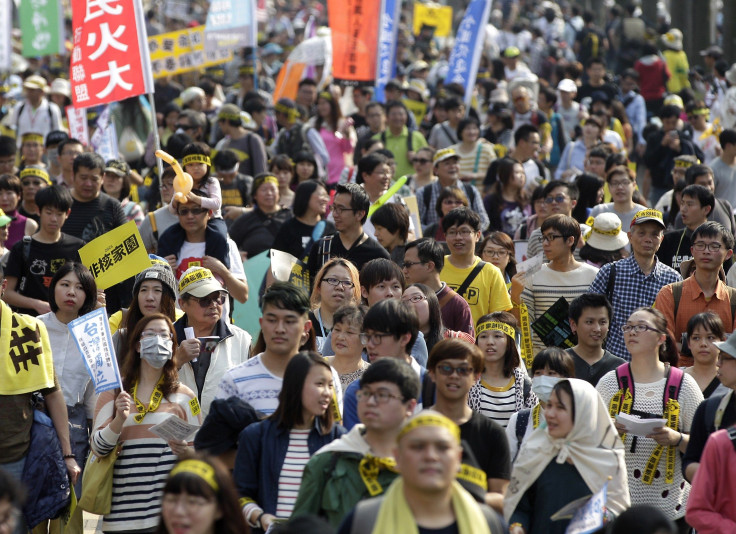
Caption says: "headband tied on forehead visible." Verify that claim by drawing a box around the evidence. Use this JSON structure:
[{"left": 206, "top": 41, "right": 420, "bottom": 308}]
[
  {"left": 20, "top": 167, "right": 51, "bottom": 185},
  {"left": 254, "top": 174, "right": 279, "bottom": 191},
  {"left": 182, "top": 154, "right": 211, "bottom": 167},
  {"left": 476, "top": 321, "right": 516, "bottom": 338},
  {"left": 169, "top": 460, "right": 219, "bottom": 491},
  {"left": 397, "top": 412, "right": 461, "bottom": 444},
  {"left": 690, "top": 107, "right": 710, "bottom": 117},
  {"left": 22, "top": 133, "right": 44, "bottom": 145},
  {"left": 674, "top": 158, "right": 699, "bottom": 168},
  {"left": 319, "top": 90, "right": 333, "bottom": 101},
  {"left": 274, "top": 102, "right": 300, "bottom": 121}
]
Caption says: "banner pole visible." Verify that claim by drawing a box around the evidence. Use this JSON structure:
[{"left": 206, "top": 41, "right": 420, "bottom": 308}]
[{"left": 147, "top": 93, "right": 164, "bottom": 199}]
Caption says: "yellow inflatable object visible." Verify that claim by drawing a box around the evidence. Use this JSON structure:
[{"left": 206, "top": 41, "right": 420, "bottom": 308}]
[{"left": 155, "top": 149, "right": 192, "bottom": 203}]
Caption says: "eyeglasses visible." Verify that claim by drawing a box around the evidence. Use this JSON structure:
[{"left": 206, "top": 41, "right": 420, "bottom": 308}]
[
  {"left": 412, "top": 158, "right": 431, "bottom": 164},
  {"left": 331, "top": 205, "right": 355, "bottom": 215},
  {"left": 176, "top": 124, "right": 196, "bottom": 130},
  {"left": 544, "top": 195, "right": 569, "bottom": 204},
  {"left": 483, "top": 248, "right": 509, "bottom": 258},
  {"left": 360, "top": 332, "right": 394, "bottom": 345},
  {"left": 402, "top": 260, "right": 426, "bottom": 268},
  {"left": 140, "top": 330, "right": 173, "bottom": 339},
  {"left": 538, "top": 234, "right": 565, "bottom": 244},
  {"left": 718, "top": 353, "right": 736, "bottom": 364},
  {"left": 187, "top": 291, "right": 227, "bottom": 308},
  {"left": 356, "top": 389, "right": 404, "bottom": 404},
  {"left": 402, "top": 294, "right": 427, "bottom": 303},
  {"left": 621, "top": 324, "right": 660, "bottom": 334},
  {"left": 692, "top": 241, "right": 723, "bottom": 252},
  {"left": 609, "top": 180, "right": 633, "bottom": 188},
  {"left": 435, "top": 363, "right": 474, "bottom": 377},
  {"left": 178, "top": 207, "right": 208, "bottom": 216},
  {"left": 446, "top": 228, "right": 474, "bottom": 238},
  {"left": 322, "top": 277, "right": 355, "bottom": 288}
]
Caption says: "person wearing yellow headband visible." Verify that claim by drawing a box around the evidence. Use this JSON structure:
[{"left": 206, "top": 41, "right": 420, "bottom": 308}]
[
  {"left": 18, "top": 165, "right": 51, "bottom": 221},
  {"left": 19, "top": 132, "right": 46, "bottom": 168},
  {"left": 686, "top": 100, "right": 720, "bottom": 162},
  {"left": 160, "top": 456, "right": 247, "bottom": 534}
]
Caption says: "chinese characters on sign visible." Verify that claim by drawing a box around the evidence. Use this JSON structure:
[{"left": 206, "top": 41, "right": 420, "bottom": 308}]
[
  {"left": 65, "top": 105, "right": 90, "bottom": 146},
  {"left": 148, "top": 26, "right": 232, "bottom": 79},
  {"left": 68, "top": 308, "right": 123, "bottom": 394},
  {"left": 19, "top": 0, "right": 64, "bottom": 58},
  {"left": 328, "top": 0, "right": 381, "bottom": 85}
]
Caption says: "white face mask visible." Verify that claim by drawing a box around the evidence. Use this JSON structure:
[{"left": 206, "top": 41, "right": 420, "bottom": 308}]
[
  {"left": 140, "top": 335, "right": 173, "bottom": 369},
  {"left": 531, "top": 375, "right": 561, "bottom": 404}
]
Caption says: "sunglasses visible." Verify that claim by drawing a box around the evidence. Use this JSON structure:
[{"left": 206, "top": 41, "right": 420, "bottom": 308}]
[
  {"left": 187, "top": 292, "right": 227, "bottom": 308},
  {"left": 412, "top": 158, "right": 431, "bottom": 164},
  {"left": 435, "top": 363, "right": 474, "bottom": 377}
]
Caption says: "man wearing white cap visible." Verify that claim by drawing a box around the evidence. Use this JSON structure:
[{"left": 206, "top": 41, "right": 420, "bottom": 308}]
[
  {"left": 556, "top": 79, "right": 581, "bottom": 140},
  {"left": 10, "top": 75, "right": 63, "bottom": 145}
]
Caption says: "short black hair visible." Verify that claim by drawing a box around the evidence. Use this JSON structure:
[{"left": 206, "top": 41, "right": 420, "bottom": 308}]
[
  {"left": 443, "top": 96, "right": 463, "bottom": 111},
  {"left": 359, "top": 357, "right": 420, "bottom": 401},
  {"left": 588, "top": 145, "right": 611, "bottom": 161},
  {"left": 685, "top": 164, "right": 714, "bottom": 185},
  {"left": 514, "top": 124, "right": 540, "bottom": 146},
  {"left": 335, "top": 183, "right": 370, "bottom": 224},
  {"left": 719, "top": 128, "right": 736, "bottom": 149},
  {"left": 569, "top": 293, "right": 612, "bottom": 323},
  {"left": 531, "top": 347, "right": 575, "bottom": 377},
  {"left": 360, "top": 258, "right": 406, "bottom": 292},
  {"left": 538, "top": 85, "right": 557, "bottom": 106},
  {"left": 357, "top": 153, "right": 388, "bottom": 185},
  {"left": 541, "top": 214, "right": 581, "bottom": 252},
  {"left": 405, "top": 237, "right": 444, "bottom": 272},
  {"left": 692, "top": 221, "right": 735, "bottom": 250},
  {"left": 370, "top": 203, "right": 410, "bottom": 242},
  {"left": 260, "top": 281, "right": 310, "bottom": 315},
  {"left": 456, "top": 117, "right": 480, "bottom": 140},
  {"left": 442, "top": 206, "right": 481, "bottom": 233},
  {"left": 385, "top": 100, "right": 409, "bottom": 116},
  {"left": 56, "top": 138, "right": 83, "bottom": 157},
  {"left": 586, "top": 57, "right": 605, "bottom": 69},
  {"left": 243, "top": 97, "right": 267, "bottom": 115},
  {"left": 659, "top": 105, "right": 682, "bottom": 120},
  {"left": 292, "top": 180, "right": 326, "bottom": 218},
  {"left": 0, "top": 135, "right": 16, "bottom": 158},
  {"left": 212, "top": 149, "right": 239, "bottom": 170},
  {"left": 298, "top": 77, "right": 317, "bottom": 88},
  {"left": 543, "top": 180, "right": 579, "bottom": 200},
  {"left": 681, "top": 184, "right": 715, "bottom": 212},
  {"left": 36, "top": 185, "right": 73, "bottom": 212},
  {"left": 362, "top": 299, "right": 418, "bottom": 354},
  {"left": 73, "top": 152, "right": 105, "bottom": 174},
  {"left": 48, "top": 262, "right": 98, "bottom": 316}
]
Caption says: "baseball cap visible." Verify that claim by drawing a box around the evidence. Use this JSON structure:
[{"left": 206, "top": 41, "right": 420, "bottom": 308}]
[
  {"left": 104, "top": 159, "right": 130, "bottom": 177},
  {"left": 630, "top": 209, "right": 665, "bottom": 230},
  {"left": 700, "top": 45, "right": 723, "bottom": 58},
  {"left": 178, "top": 267, "right": 228, "bottom": 298},
  {"left": 503, "top": 46, "right": 521, "bottom": 58},
  {"left": 433, "top": 147, "right": 460, "bottom": 165},
  {"left": 557, "top": 79, "right": 577, "bottom": 93}
]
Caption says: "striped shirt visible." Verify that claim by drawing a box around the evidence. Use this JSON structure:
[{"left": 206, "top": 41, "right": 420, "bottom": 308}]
[
  {"left": 476, "top": 377, "right": 518, "bottom": 428},
  {"left": 275, "top": 429, "right": 312, "bottom": 518},
  {"left": 90, "top": 386, "right": 201, "bottom": 532}
]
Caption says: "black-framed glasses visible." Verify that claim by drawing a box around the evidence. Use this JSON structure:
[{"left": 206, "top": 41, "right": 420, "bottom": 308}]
[
  {"left": 621, "top": 324, "right": 659, "bottom": 334},
  {"left": 360, "top": 332, "right": 394, "bottom": 345},
  {"left": 187, "top": 291, "right": 227, "bottom": 308},
  {"left": 178, "top": 207, "right": 208, "bottom": 217},
  {"left": 544, "top": 195, "right": 569, "bottom": 204},
  {"left": 483, "top": 248, "right": 509, "bottom": 258},
  {"left": 402, "top": 260, "right": 426, "bottom": 268},
  {"left": 356, "top": 389, "right": 404, "bottom": 404},
  {"left": 539, "top": 234, "right": 565, "bottom": 244},
  {"left": 436, "top": 363, "right": 474, "bottom": 377},
  {"left": 331, "top": 205, "right": 355, "bottom": 215},
  {"left": 692, "top": 241, "right": 723, "bottom": 252},
  {"left": 322, "top": 277, "right": 355, "bottom": 288}
]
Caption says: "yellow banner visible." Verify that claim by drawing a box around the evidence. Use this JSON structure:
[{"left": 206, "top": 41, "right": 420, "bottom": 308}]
[
  {"left": 403, "top": 98, "right": 428, "bottom": 126},
  {"left": 148, "top": 25, "right": 233, "bottom": 79},
  {"left": 79, "top": 221, "right": 152, "bottom": 290},
  {"left": 413, "top": 3, "right": 453, "bottom": 37}
]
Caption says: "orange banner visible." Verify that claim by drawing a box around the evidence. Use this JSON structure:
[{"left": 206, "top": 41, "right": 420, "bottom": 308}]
[{"left": 328, "top": 0, "right": 381, "bottom": 85}]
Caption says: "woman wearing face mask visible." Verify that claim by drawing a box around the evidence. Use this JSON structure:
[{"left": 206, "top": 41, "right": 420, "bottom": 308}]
[
  {"left": 505, "top": 379, "right": 630, "bottom": 534},
  {"left": 469, "top": 312, "right": 537, "bottom": 429},
  {"left": 506, "top": 348, "right": 575, "bottom": 462},
  {"left": 90, "top": 313, "right": 202, "bottom": 533}
]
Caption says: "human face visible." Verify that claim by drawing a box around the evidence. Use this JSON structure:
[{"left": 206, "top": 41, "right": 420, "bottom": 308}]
[
  {"left": 694, "top": 173, "right": 716, "bottom": 192},
  {"left": 440, "top": 195, "right": 464, "bottom": 216},
  {"left": 161, "top": 491, "right": 221, "bottom": 534},
  {"left": 297, "top": 84, "right": 317, "bottom": 107},
  {"left": 161, "top": 178, "right": 175, "bottom": 204},
  {"left": 512, "top": 89, "right": 531, "bottom": 113},
  {"left": 545, "top": 388, "right": 574, "bottom": 439},
  {"left": 481, "top": 241, "right": 510, "bottom": 273},
  {"left": 102, "top": 171, "right": 124, "bottom": 197},
  {"left": 21, "top": 140, "right": 43, "bottom": 164},
  {"left": 628, "top": 222, "right": 664, "bottom": 258},
  {"left": 185, "top": 162, "right": 208, "bottom": 184},
  {"left": 301, "top": 364, "right": 334, "bottom": 423},
  {"left": 608, "top": 173, "right": 635, "bottom": 203},
  {"left": 587, "top": 63, "right": 605, "bottom": 83},
  {"left": 518, "top": 133, "right": 541, "bottom": 160},
  {"left": 366, "top": 107, "right": 385, "bottom": 132},
  {"left": 689, "top": 325, "right": 721, "bottom": 367},
  {"left": 307, "top": 186, "right": 329, "bottom": 217},
  {"left": 623, "top": 310, "right": 665, "bottom": 356},
  {"left": 177, "top": 205, "right": 210, "bottom": 233},
  {"left": 401, "top": 286, "right": 430, "bottom": 330},
  {"left": 445, "top": 223, "right": 479, "bottom": 257},
  {"left": 620, "top": 76, "right": 637, "bottom": 94},
  {"left": 717, "top": 351, "right": 736, "bottom": 389},
  {"left": 357, "top": 381, "right": 414, "bottom": 431},
  {"left": 570, "top": 307, "right": 609, "bottom": 349},
  {"left": 0, "top": 188, "right": 19, "bottom": 212},
  {"left": 73, "top": 166, "right": 103, "bottom": 201},
  {"left": 510, "top": 163, "right": 526, "bottom": 190},
  {"left": 680, "top": 195, "right": 709, "bottom": 228},
  {"left": 258, "top": 305, "right": 310, "bottom": 357},
  {"left": 296, "top": 161, "right": 315, "bottom": 180},
  {"left": 435, "top": 157, "right": 460, "bottom": 185},
  {"left": 331, "top": 319, "right": 363, "bottom": 359},
  {"left": 361, "top": 277, "right": 402, "bottom": 306},
  {"left": 447, "top": 106, "right": 465, "bottom": 125},
  {"left": 396, "top": 425, "right": 462, "bottom": 493},
  {"left": 691, "top": 234, "right": 732, "bottom": 272},
  {"left": 332, "top": 193, "right": 362, "bottom": 232},
  {"left": 582, "top": 122, "right": 601, "bottom": 143},
  {"left": 661, "top": 116, "right": 679, "bottom": 132},
  {"left": 585, "top": 156, "right": 606, "bottom": 178},
  {"left": 387, "top": 106, "right": 408, "bottom": 131},
  {"left": 21, "top": 176, "right": 47, "bottom": 204},
  {"left": 54, "top": 271, "right": 86, "bottom": 316},
  {"left": 39, "top": 206, "right": 69, "bottom": 234},
  {"left": 273, "top": 167, "right": 292, "bottom": 190},
  {"left": 180, "top": 290, "right": 223, "bottom": 328},
  {"left": 362, "top": 328, "right": 406, "bottom": 362},
  {"left": 430, "top": 357, "right": 477, "bottom": 402},
  {"left": 544, "top": 187, "right": 575, "bottom": 216},
  {"left": 254, "top": 182, "right": 279, "bottom": 212},
  {"left": 363, "top": 163, "right": 391, "bottom": 197},
  {"left": 374, "top": 225, "right": 402, "bottom": 252},
  {"left": 0, "top": 155, "right": 14, "bottom": 175},
  {"left": 317, "top": 97, "right": 331, "bottom": 119},
  {"left": 319, "top": 264, "right": 355, "bottom": 311},
  {"left": 60, "top": 143, "right": 83, "bottom": 172},
  {"left": 477, "top": 328, "right": 508, "bottom": 367},
  {"left": 412, "top": 151, "right": 433, "bottom": 174},
  {"left": 402, "top": 248, "right": 430, "bottom": 285},
  {"left": 541, "top": 228, "right": 573, "bottom": 262},
  {"left": 138, "top": 280, "right": 164, "bottom": 316}
]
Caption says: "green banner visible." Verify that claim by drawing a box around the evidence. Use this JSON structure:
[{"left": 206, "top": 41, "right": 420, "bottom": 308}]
[{"left": 19, "top": 0, "right": 64, "bottom": 57}]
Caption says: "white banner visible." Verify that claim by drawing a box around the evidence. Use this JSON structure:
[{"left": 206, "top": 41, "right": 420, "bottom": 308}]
[
  {"left": 68, "top": 308, "right": 123, "bottom": 394},
  {"left": 0, "top": 0, "right": 11, "bottom": 70},
  {"left": 90, "top": 106, "right": 118, "bottom": 162},
  {"left": 66, "top": 105, "right": 90, "bottom": 146}
]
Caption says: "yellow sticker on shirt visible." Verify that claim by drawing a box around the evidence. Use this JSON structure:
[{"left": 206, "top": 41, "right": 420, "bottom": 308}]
[{"left": 189, "top": 398, "right": 201, "bottom": 416}]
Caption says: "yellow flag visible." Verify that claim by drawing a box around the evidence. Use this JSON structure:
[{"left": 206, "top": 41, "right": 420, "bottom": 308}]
[{"left": 413, "top": 3, "right": 453, "bottom": 37}]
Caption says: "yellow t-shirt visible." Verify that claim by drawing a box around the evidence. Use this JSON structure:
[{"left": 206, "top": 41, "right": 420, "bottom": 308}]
[{"left": 440, "top": 256, "right": 512, "bottom": 326}]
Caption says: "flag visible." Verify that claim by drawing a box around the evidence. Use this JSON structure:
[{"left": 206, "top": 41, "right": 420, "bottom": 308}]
[
  {"left": 70, "top": 0, "right": 154, "bottom": 108},
  {"left": 566, "top": 482, "right": 608, "bottom": 534},
  {"left": 19, "top": 0, "right": 64, "bottom": 57},
  {"left": 328, "top": 0, "right": 381, "bottom": 85},
  {"left": 413, "top": 2, "right": 453, "bottom": 37},
  {"left": 204, "top": 0, "right": 257, "bottom": 60},
  {"left": 274, "top": 35, "right": 331, "bottom": 101},
  {"left": 445, "top": 0, "right": 492, "bottom": 108},
  {"left": 66, "top": 105, "right": 89, "bottom": 146},
  {"left": 374, "top": 0, "right": 402, "bottom": 103}
]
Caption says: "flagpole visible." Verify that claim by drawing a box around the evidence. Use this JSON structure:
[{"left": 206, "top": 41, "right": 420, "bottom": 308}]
[{"left": 147, "top": 93, "right": 164, "bottom": 200}]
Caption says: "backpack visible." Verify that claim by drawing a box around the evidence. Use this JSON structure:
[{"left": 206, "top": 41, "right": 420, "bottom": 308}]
[
  {"left": 671, "top": 281, "right": 736, "bottom": 328},
  {"left": 275, "top": 122, "right": 313, "bottom": 160},
  {"left": 612, "top": 362, "right": 684, "bottom": 415},
  {"left": 422, "top": 182, "right": 478, "bottom": 221}
]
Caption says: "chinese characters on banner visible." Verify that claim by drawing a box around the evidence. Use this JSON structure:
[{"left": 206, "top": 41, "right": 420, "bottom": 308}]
[
  {"left": 70, "top": 0, "right": 154, "bottom": 108},
  {"left": 65, "top": 105, "right": 90, "bottom": 146},
  {"left": 148, "top": 25, "right": 232, "bottom": 79},
  {"left": 68, "top": 308, "right": 123, "bottom": 394},
  {"left": 445, "top": 0, "right": 492, "bottom": 108},
  {"left": 328, "top": 0, "right": 381, "bottom": 85},
  {"left": 374, "top": 0, "right": 402, "bottom": 103},
  {"left": 19, "top": 0, "right": 64, "bottom": 57},
  {"left": 90, "top": 105, "right": 118, "bottom": 162}
]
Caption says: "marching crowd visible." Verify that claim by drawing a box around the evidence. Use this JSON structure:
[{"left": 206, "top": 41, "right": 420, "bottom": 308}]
[{"left": 4, "top": 1, "right": 736, "bottom": 533}]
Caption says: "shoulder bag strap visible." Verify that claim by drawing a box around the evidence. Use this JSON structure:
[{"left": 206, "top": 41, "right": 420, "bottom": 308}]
[{"left": 456, "top": 261, "right": 487, "bottom": 299}]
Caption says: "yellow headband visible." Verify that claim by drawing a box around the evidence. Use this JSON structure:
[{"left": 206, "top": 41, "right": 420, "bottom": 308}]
[
  {"left": 218, "top": 111, "right": 242, "bottom": 122},
  {"left": 20, "top": 167, "right": 51, "bottom": 185},
  {"left": 674, "top": 159, "right": 699, "bottom": 168},
  {"left": 169, "top": 460, "right": 219, "bottom": 491},
  {"left": 690, "top": 108, "right": 710, "bottom": 117},
  {"left": 476, "top": 321, "right": 516, "bottom": 338},
  {"left": 398, "top": 412, "right": 461, "bottom": 444},
  {"left": 255, "top": 175, "right": 279, "bottom": 189},
  {"left": 182, "top": 154, "right": 211, "bottom": 167},
  {"left": 319, "top": 91, "right": 332, "bottom": 101},
  {"left": 22, "top": 133, "right": 44, "bottom": 145},
  {"left": 274, "top": 102, "right": 300, "bottom": 120}
]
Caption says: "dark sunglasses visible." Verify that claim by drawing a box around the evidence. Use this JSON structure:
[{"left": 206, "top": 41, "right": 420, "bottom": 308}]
[
  {"left": 436, "top": 363, "right": 474, "bottom": 377},
  {"left": 188, "top": 292, "right": 227, "bottom": 308}
]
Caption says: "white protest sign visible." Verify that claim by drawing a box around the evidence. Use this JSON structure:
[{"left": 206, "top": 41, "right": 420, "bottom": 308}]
[
  {"left": 149, "top": 414, "right": 200, "bottom": 441},
  {"left": 65, "top": 105, "right": 90, "bottom": 146},
  {"left": 68, "top": 308, "right": 123, "bottom": 394}
]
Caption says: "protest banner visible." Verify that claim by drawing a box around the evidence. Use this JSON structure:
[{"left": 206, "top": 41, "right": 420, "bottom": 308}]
[
  {"left": 274, "top": 35, "right": 331, "bottom": 101},
  {"left": 328, "top": 0, "right": 381, "bottom": 85},
  {"left": 148, "top": 25, "right": 232, "bottom": 80},
  {"left": 78, "top": 221, "right": 151, "bottom": 290},
  {"left": 445, "top": 0, "right": 492, "bottom": 108},
  {"left": 66, "top": 105, "right": 90, "bottom": 146},
  {"left": 68, "top": 308, "right": 123, "bottom": 394},
  {"left": 89, "top": 105, "right": 118, "bottom": 162},
  {"left": 204, "top": 0, "right": 257, "bottom": 60},
  {"left": 413, "top": 2, "right": 453, "bottom": 37},
  {"left": 375, "top": 0, "right": 402, "bottom": 103},
  {"left": 70, "top": 0, "right": 154, "bottom": 108},
  {"left": 19, "top": 0, "right": 64, "bottom": 57},
  {"left": 551, "top": 481, "right": 608, "bottom": 534},
  {"left": 0, "top": 0, "right": 10, "bottom": 70}
]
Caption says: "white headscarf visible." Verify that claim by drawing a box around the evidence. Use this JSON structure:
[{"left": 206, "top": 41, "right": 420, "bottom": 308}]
[{"left": 504, "top": 378, "right": 630, "bottom": 520}]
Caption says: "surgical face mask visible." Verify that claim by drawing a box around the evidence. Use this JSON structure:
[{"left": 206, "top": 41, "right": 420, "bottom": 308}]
[
  {"left": 139, "top": 335, "right": 173, "bottom": 369},
  {"left": 531, "top": 375, "right": 561, "bottom": 404}
]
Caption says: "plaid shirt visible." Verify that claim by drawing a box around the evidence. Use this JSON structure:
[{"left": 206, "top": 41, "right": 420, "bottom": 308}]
[{"left": 589, "top": 255, "right": 682, "bottom": 360}]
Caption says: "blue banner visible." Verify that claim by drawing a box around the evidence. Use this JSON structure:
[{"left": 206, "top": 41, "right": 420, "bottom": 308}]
[
  {"left": 445, "top": 0, "right": 492, "bottom": 108},
  {"left": 374, "top": 0, "right": 402, "bottom": 103},
  {"left": 204, "top": 0, "right": 257, "bottom": 56}
]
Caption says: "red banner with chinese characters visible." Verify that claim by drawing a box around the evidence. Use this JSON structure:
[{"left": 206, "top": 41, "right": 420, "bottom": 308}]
[
  {"left": 70, "top": 0, "right": 154, "bottom": 108},
  {"left": 328, "top": 0, "right": 380, "bottom": 86}
]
